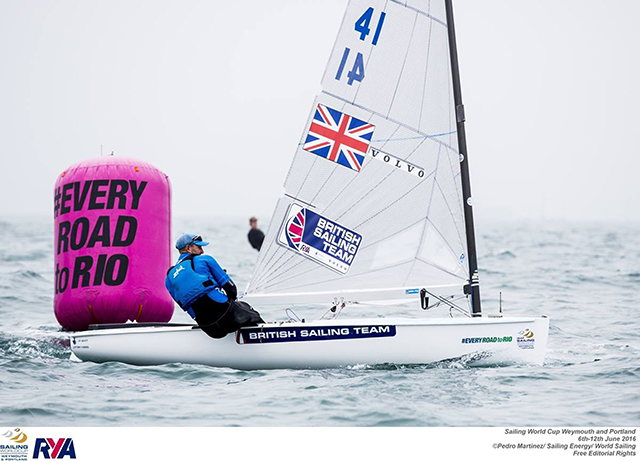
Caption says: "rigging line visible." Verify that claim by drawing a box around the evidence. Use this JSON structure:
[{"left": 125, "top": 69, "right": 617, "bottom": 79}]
[
  {"left": 350, "top": 168, "right": 435, "bottom": 229},
  {"left": 322, "top": 90, "right": 458, "bottom": 153},
  {"left": 296, "top": 131, "right": 457, "bottom": 146},
  {"left": 266, "top": 261, "right": 414, "bottom": 293},
  {"left": 251, "top": 243, "right": 293, "bottom": 290},
  {"left": 355, "top": 216, "right": 426, "bottom": 251},
  {"left": 372, "top": 131, "right": 456, "bottom": 143},
  {"left": 254, "top": 244, "right": 331, "bottom": 291},
  {"left": 431, "top": 180, "right": 467, "bottom": 259},
  {"left": 247, "top": 245, "right": 278, "bottom": 290},
  {"left": 250, "top": 215, "right": 316, "bottom": 291},
  {"left": 247, "top": 204, "right": 297, "bottom": 286},
  {"left": 436, "top": 185, "right": 466, "bottom": 258},
  {"left": 284, "top": 194, "right": 315, "bottom": 209},
  {"left": 254, "top": 253, "right": 298, "bottom": 291},
  {"left": 255, "top": 257, "right": 314, "bottom": 292},
  {"left": 293, "top": 143, "right": 321, "bottom": 202},
  {"left": 253, "top": 243, "right": 315, "bottom": 290},
  {"left": 251, "top": 226, "right": 304, "bottom": 289},
  {"left": 434, "top": 164, "right": 466, "bottom": 252},
  {"left": 403, "top": 143, "right": 442, "bottom": 286},
  {"left": 415, "top": 255, "right": 466, "bottom": 280},
  {"left": 421, "top": 213, "right": 466, "bottom": 272},
  {"left": 335, "top": 163, "right": 431, "bottom": 224},
  {"left": 418, "top": 0, "right": 434, "bottom": 129},
  {"left": 331, "top": 126, "right": 422, "bottom": 222},
  {"left": 246, "top": 233, "right": 278, "bottom": 289},
  {"left": 442, "top": 143, "right": 465, "bottom": 229},
  {"left": 386, "top": 9, "right": 419, "bottom": 118},
  {"left": 251, "top": 203, "right": 293, "bottom": 273},
  {"left": 256, "top": 258, "right": 417, "bottom": 294},
  {"left": 321, "top": 123, "right": 402, "bottom": 213},
  {"left": 390, "top": 0, "right": 447, "bottom": 27}
]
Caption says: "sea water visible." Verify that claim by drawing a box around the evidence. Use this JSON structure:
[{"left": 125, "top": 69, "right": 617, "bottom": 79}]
[{"left": 0, "top": 217, "right": 638, "bottom": 427}]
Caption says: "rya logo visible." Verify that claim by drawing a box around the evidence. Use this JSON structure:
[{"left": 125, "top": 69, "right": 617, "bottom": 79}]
[{"left": 33, "top": 438, "right": 76, "bottom": 459}]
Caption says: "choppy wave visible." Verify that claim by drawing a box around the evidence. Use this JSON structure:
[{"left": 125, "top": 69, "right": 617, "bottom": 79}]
[{"left": 0, "top": 218, "right": 639, "bottom": 426}]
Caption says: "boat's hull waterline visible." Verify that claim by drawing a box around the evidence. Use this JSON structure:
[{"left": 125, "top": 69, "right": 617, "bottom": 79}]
[{"left": 70, "top": 316, "right": 549, "bottom": 370}]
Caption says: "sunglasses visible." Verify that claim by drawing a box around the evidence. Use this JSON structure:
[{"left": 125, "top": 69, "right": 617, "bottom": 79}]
[{"left": 190, "top": 235, "right": 203, "bottom": 245}]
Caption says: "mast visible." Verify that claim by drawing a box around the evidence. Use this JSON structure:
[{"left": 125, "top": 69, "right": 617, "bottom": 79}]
[{"left": 444, "top": 0, "right": 482, "bottom": 316}]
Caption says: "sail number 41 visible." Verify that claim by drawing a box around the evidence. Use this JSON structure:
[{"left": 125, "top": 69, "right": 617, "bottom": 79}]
[{"left": 335, "top": 7, "right": 386, "bottom": 86}]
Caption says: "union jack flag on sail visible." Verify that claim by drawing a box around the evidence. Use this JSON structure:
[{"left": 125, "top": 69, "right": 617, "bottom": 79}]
[{"left": 303, "top": 104, "right": 375, "bottom": 172}]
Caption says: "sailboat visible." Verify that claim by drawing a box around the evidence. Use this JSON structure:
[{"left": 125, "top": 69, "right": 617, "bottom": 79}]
[{"left": 70, "top": 0, "right": 549, "bottom": 369}]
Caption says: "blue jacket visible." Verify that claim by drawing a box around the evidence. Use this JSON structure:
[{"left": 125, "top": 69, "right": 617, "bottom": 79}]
[{"left": 165, "top": 253, "right": 231, "bottom": 319}]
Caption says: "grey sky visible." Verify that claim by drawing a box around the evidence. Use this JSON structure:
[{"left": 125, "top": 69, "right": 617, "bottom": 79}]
[{"left": 0, "top": 0, "right": 638, "bottom": 222}]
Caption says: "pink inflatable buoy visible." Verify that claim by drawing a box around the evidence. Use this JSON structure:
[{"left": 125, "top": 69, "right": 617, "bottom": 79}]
[{"left": 53, "top": 157, "right": 173, "bottom": 331}]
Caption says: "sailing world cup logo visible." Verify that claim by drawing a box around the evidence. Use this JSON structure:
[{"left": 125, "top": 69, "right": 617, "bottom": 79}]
[
  {"left": 517, "top": 329, "right": 535, "bottom": 350},
  {"left": 0, "top": 428, "right": 29, "bottom": 459}
]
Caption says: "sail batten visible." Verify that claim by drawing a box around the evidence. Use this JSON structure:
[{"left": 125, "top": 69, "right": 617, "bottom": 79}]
[{"left": 246, "top": 0, "right": 471, "bottom": 303}]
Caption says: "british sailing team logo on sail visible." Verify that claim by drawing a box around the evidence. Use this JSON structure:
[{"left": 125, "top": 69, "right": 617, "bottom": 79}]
[
  {"left": 278, "top": 203, "right": 362, "bottom": 274},
  {"left": 303, "top": 103, "right": 374, "bottom": 172}
]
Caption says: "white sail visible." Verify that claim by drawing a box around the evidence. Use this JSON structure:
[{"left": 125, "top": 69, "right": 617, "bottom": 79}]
[{"left": 246, "top": 0, "right": 468, "bottom": 304}]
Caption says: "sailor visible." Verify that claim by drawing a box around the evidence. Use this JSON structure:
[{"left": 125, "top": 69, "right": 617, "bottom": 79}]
[
  {"left": 247, "top": 216, "right": 265, "bottom": 251},
  {"left": 165, "top": 233, "right": 264, "bottom": 338}
]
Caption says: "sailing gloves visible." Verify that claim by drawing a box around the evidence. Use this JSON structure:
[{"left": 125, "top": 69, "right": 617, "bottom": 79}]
[{"left": 222, "top": 280, "right": 237, "bottom": 302}]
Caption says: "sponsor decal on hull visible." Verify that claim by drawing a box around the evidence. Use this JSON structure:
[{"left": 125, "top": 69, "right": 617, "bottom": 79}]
[
  {"left": 517, "top": 329, "right": 535, "bottom": 349},
  {"left": 237, "top": 325, "right": 396, "bottom": 344},
  {"left": 461, "top": 336, "right": 513, "bottom": 344},
  {"left": 71, "top": 337, "right": 89, "bottom": 349}
]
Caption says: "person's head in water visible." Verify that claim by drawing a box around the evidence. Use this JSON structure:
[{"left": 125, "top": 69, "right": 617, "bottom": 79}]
[
  {"left": 249, "top": 216, "right": 258, "bottom": 229},
  {"left": 175, "top": 233, "right": 209, "bottom": 256}
]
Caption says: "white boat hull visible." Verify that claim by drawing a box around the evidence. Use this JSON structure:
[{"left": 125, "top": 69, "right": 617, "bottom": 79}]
[{"left": 70, "top": 316, "right": 549, "bottom": 370}]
